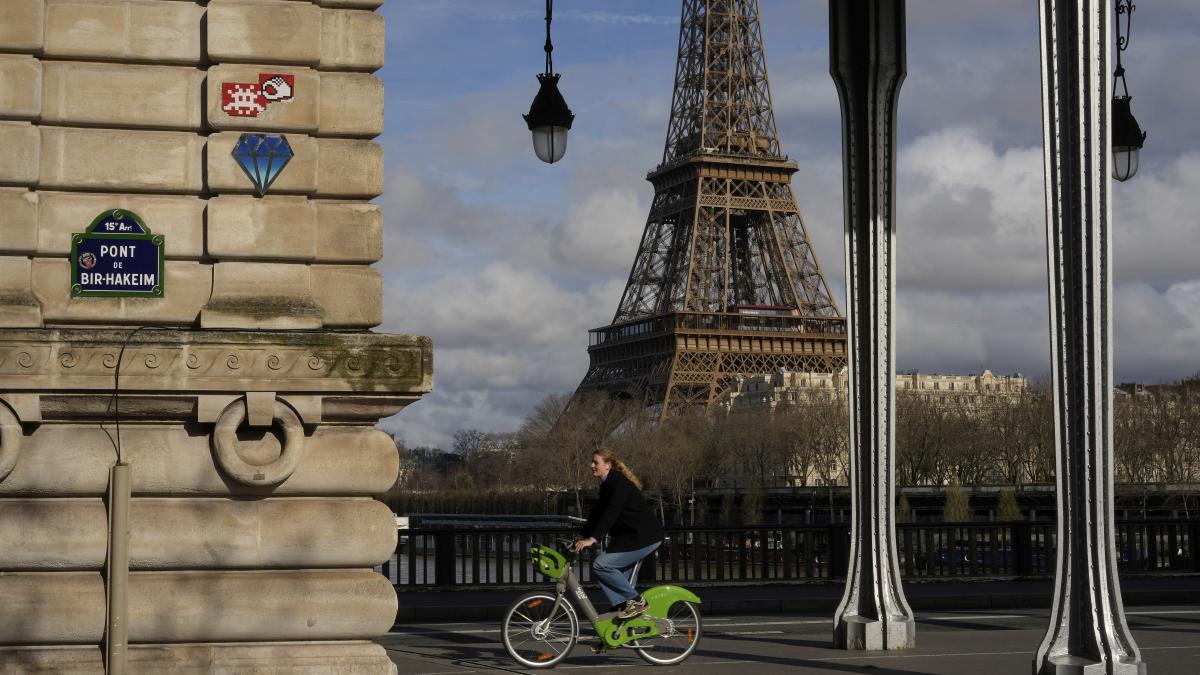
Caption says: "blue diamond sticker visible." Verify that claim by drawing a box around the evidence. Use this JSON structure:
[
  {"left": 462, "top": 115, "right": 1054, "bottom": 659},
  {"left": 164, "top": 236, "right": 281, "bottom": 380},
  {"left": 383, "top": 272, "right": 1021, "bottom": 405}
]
[{"left": 232, "top": 133, "right": 294, "bottom": 196}]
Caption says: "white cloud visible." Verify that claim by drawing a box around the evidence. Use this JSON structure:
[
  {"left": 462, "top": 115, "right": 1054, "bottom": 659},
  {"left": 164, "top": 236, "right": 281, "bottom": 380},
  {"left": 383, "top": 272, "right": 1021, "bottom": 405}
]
[
  {"left": 556, "top": 10, "right": 678, "bottom": 27},
  {"left": 1113, "top": 153, "right": 1200, "bottom": 286},
  {"left": 898, "top": 127, "right": 1047, "bottom": 291},
  {"left": 1114, "top": 282, "right": 1200, "bottom": 382},
  {"left": 1166, "top": 280, "right": 1200, "bottom": 329},
  {"left": 550, "top": 187, "right": 646, "bottom": 279},
  {"left": 375, "top": 0, "right": 1200, "bottom": 448},
  {"left": 387, "top": 263, "right": 580, "bottom": 349},
  {"left": 896, "top": 290, "right": 1048, "bottom": 377},
  {"left": 379, "top": 238, "right": 628, "bottom": 445}
]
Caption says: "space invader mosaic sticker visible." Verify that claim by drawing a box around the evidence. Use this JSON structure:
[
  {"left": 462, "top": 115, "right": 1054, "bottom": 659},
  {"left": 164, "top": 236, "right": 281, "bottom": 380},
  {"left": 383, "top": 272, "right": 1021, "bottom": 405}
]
[{"left": 221, "top": 74, "right": 296, "bottom": 118}]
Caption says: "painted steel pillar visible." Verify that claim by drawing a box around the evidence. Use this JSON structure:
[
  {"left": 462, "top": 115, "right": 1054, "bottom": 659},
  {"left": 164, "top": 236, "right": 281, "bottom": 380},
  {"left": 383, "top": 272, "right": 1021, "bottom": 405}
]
[
  {"left": 1034, "top": 1, "right": 1145, "bottom": 673},
  {"left": 828, "top": 0, "right": 915, "bottom": 651}
]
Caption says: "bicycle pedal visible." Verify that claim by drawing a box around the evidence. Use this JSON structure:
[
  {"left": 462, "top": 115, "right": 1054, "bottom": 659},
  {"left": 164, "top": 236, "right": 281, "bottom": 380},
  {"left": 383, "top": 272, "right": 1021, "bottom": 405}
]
[{"left": 590, "top": 644, "right": 607, "bottom": 654}]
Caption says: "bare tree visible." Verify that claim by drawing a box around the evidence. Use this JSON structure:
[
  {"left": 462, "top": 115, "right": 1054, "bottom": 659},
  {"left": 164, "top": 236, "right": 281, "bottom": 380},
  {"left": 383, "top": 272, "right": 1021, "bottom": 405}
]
[
  {"left": 947, "top": 408, "right": 989, "bottom": 485},
  {"left": 719, "top": 408, "right": 789, "bottom": 487},
  {"left": 896, "top": 393, "right": 950, "bottom": 486},
  {"left": 977, "top": 398, "right": 1029, "bottom": 485},
  {"left": 803, "top": 398, "right": 849, "bottom": 514},
  {"left": 452, "top": 428, "right": 489, "bottom": 459},
  {"left": 1019, "top": 382, "right": 1055, "bottom": 484},
  {"left": 521, "top": 393, "right": 574, "bottom": 439},
  {"left": 515, "top": 391, "right": 639, "bottom": 515},
  {"left": 776, "top": 404, "right": 819, "bottom": 486},
  {"left": 645, "top": 419, "right": 706, "bottom": 525}
]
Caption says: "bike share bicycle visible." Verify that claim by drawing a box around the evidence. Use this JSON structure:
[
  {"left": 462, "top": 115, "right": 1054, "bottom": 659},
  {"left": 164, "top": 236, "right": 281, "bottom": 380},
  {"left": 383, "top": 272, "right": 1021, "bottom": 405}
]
[{"left": 501, "top": 540, "right": 702, "bottom": 667}]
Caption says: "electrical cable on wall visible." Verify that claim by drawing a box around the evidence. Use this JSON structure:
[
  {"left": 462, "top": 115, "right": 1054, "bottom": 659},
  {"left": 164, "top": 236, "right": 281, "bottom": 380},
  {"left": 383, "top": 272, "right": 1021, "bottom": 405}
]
[{"left": 103, "top": 326, "right": 161, "bottom": 464}]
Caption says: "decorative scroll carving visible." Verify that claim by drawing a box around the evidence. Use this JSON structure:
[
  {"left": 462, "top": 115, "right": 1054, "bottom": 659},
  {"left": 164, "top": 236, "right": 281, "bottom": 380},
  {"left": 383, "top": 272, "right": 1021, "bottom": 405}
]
[{"left": 0, "top": 330, "right": 431, "bottom": 395}]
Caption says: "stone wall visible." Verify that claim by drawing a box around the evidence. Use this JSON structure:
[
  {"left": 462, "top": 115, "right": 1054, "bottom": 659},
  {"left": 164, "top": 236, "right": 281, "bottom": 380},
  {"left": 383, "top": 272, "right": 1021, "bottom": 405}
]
[
  {"left": 0, "top": 2, "right": 421, "bottom": 673},
  {"left": 0, "top": 0, "right": 386, "bottom": 329}
]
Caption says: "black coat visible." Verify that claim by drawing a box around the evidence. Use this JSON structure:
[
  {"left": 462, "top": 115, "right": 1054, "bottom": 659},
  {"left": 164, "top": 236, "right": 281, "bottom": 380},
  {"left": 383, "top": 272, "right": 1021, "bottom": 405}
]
[{"left": 580, "top": 469, "right": 663, "bottom": 553}]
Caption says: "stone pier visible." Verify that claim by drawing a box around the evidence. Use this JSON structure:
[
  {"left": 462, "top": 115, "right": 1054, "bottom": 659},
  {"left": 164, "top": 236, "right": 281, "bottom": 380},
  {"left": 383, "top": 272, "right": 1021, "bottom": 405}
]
[{"left": 0, "top": 1, "right": 423, "bottom": 672}]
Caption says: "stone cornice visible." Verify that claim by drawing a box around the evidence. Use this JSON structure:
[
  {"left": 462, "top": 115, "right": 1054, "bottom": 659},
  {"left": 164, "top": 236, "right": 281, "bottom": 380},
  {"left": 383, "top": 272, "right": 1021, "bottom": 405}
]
[{"left": 0, "top": 329, "right": 432, "bottom": 395}]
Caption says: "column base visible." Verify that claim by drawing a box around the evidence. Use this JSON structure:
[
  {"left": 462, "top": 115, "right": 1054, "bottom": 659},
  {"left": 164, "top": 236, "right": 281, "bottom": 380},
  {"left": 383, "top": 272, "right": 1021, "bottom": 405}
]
[
  {"left": 1036, "top": 654, "right": 1146, "bottom": 675},
  {"left": 833, "top": 614, "right": 915, "bottom": 651}
]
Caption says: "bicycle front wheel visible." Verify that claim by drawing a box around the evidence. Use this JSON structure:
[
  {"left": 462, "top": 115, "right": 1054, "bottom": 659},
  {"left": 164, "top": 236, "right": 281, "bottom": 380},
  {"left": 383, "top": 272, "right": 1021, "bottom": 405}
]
[
  {"left": 635, "top": 600, "right": 702, "bottom": 666},
  {"left": 502, "top": 592, "right": 579, "bottom": 668}
]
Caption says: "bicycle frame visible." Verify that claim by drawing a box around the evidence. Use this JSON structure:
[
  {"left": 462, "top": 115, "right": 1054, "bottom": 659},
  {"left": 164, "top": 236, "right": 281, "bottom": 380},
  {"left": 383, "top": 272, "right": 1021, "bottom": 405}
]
[{"left": 531, "top": 544, "right": 701, "bottom": 650}]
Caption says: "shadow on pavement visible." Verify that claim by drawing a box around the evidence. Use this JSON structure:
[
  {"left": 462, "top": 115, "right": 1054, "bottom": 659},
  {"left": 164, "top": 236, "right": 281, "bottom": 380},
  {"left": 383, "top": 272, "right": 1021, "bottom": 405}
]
[
  {"left": 381, "top": 642, "right": 526, "bottom": 674},
  {"left": 917, "top": 617, "right": 1024, "bottom": 631},
  {"left": 693, "top": 646, "right": 916, "bottom": 675},
  {"left": 711, "top": 633, "right": 834, "bottom": 650}
]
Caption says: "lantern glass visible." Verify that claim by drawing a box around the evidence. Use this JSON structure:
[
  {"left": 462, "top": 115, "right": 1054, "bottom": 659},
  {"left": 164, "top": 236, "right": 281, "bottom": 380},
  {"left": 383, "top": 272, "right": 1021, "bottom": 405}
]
[
  {"left": 532, "top": 126, "right": 569, "bottom": 164},
  {"left": 1113, "top": 147, "right": 1139, "bottom": 182}
]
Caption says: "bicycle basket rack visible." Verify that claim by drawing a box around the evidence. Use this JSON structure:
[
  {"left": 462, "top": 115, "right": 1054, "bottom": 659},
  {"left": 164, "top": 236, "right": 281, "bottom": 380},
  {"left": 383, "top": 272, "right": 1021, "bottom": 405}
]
[{"left": 530, "top": 544, "right": 569, "bottom": 579}]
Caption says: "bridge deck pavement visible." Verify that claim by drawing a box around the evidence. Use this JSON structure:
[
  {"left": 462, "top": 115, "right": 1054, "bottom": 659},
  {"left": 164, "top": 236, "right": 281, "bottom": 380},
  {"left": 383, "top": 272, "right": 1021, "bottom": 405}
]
[{"left": 379, "top": 606, "right": 1200, "bottom": 674}]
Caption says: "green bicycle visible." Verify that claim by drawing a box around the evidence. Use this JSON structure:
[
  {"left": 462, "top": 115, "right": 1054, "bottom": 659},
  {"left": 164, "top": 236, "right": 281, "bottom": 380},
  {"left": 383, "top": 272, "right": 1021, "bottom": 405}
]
[{"left": 501, "top": 541, "right": 702, "bottom": 668}]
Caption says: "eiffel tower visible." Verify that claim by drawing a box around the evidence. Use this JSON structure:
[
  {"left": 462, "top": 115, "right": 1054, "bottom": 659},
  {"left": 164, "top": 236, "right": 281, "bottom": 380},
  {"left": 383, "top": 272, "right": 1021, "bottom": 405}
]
[{"left": 576, "top": 0, "right": 847, "bottom": 418}]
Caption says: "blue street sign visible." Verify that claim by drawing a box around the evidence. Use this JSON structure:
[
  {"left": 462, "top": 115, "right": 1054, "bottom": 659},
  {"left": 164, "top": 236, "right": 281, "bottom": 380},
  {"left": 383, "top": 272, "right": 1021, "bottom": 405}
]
[{"left": 71, "top": 210, "right": 164, "bottom": 297}]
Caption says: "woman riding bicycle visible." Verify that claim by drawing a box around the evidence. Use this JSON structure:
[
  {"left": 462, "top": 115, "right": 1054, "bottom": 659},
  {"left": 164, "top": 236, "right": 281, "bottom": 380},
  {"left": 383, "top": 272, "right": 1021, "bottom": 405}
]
[{"left": 573, "top": 447, "right": 663, "bottom": 620}]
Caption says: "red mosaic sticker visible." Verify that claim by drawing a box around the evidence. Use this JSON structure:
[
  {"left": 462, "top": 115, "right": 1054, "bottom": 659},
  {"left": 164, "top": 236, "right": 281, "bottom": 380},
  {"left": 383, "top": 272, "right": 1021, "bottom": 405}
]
[
  {"left": 221, "top": 82, "right": 265, "bottom": 117},
  {"left": 259, "top": 74, "right": 295, "bottom": 102},
  {"left": 220, "top": 74, "right": 296, "bottom": 117}
]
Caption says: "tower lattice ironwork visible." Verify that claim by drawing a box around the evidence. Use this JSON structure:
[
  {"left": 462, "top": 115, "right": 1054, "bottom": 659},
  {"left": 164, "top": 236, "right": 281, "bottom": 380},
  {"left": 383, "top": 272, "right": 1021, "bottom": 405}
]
[{"left": 576, "top": 0, "right": 846, "bottom": 417}]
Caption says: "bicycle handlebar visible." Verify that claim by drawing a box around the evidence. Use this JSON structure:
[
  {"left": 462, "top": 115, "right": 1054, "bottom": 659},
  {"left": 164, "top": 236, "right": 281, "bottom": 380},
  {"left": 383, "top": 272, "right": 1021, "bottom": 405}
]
[{"left": 555, "top": 537, "right": 595, "bottom": 561}]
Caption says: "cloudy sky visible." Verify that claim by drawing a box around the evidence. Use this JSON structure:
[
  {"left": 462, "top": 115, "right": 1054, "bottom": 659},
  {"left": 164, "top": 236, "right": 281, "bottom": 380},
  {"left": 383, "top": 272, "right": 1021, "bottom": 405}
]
[{"left": 375, "top": 1, "right": 1200, "bottom": 449}]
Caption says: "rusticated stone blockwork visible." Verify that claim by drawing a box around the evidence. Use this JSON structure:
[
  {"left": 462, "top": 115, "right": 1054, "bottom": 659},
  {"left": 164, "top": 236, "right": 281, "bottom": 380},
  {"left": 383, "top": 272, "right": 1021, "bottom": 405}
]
[
  {"left": 0, "top": 0, "right": 388, "bottom": 329},
  {"left": 0, "top": 2, "right": 415, "bottom": 673}
]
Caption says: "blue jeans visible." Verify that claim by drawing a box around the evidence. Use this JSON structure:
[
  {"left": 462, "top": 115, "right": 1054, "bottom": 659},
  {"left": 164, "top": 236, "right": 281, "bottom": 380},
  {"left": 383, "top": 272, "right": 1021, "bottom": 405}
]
[{"left": 592, "top": 541, "right": 660, "bottom": 608}]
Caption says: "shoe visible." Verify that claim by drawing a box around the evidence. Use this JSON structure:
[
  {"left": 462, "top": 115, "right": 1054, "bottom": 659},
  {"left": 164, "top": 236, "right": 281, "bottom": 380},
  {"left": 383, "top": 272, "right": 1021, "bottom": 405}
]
[{"left": 617, "top": 596, "right": 648, "bottom": 620}]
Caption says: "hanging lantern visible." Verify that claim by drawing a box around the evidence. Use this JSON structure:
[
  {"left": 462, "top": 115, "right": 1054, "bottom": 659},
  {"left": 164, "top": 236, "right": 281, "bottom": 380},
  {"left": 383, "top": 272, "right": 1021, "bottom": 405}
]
[
  {"left": 525, "top": 73, "right": 574, "bottom": 164},
  {"left": 524, "top": 0, "right": 574, "bottom": 164},
  {"left": 1112, "top": 0, "right": 1147, "bottom": 182},
  {"left": 1112, "top": 95, "right": 1146, "bottom": 182}
]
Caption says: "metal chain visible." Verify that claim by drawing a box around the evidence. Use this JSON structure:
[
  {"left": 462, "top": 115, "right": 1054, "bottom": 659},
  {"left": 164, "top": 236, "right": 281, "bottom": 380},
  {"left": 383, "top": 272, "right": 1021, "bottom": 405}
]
[
  {"left": 1114, "top": 0, "right": 1136, "bottom": 97},
  {"left": 544, "top": 0, "right": 554, "bottom": 75}
]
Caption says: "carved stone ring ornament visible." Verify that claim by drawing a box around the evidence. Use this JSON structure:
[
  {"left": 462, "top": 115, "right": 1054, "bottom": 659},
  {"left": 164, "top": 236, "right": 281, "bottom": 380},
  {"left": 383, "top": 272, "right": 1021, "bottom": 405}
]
[
  {"left": 212, "top": 398, "right": 304, "bottom": 486},
  {"left": 0, "top": 403, "right": 21, "bottom": 481}
]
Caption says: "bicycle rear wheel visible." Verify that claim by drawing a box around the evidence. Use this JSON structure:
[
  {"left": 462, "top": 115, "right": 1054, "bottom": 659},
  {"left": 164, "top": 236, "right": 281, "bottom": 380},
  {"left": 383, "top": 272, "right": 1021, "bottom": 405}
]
[
  {"left": 634, "top": 601, "right": 701, "bottom": 665},
  {"left": 502, "top": 592, "right": 578, "bottom": 668}
]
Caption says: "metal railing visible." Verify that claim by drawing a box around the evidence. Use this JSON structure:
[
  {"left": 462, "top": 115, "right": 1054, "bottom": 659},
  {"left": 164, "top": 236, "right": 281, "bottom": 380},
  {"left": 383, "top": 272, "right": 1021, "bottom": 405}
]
[
  {"left": 588, "top": 311, "right": 846, "bottom": 347},
  {"left": 382, "top": 519, "right": 1200, "bottom": 589}
]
